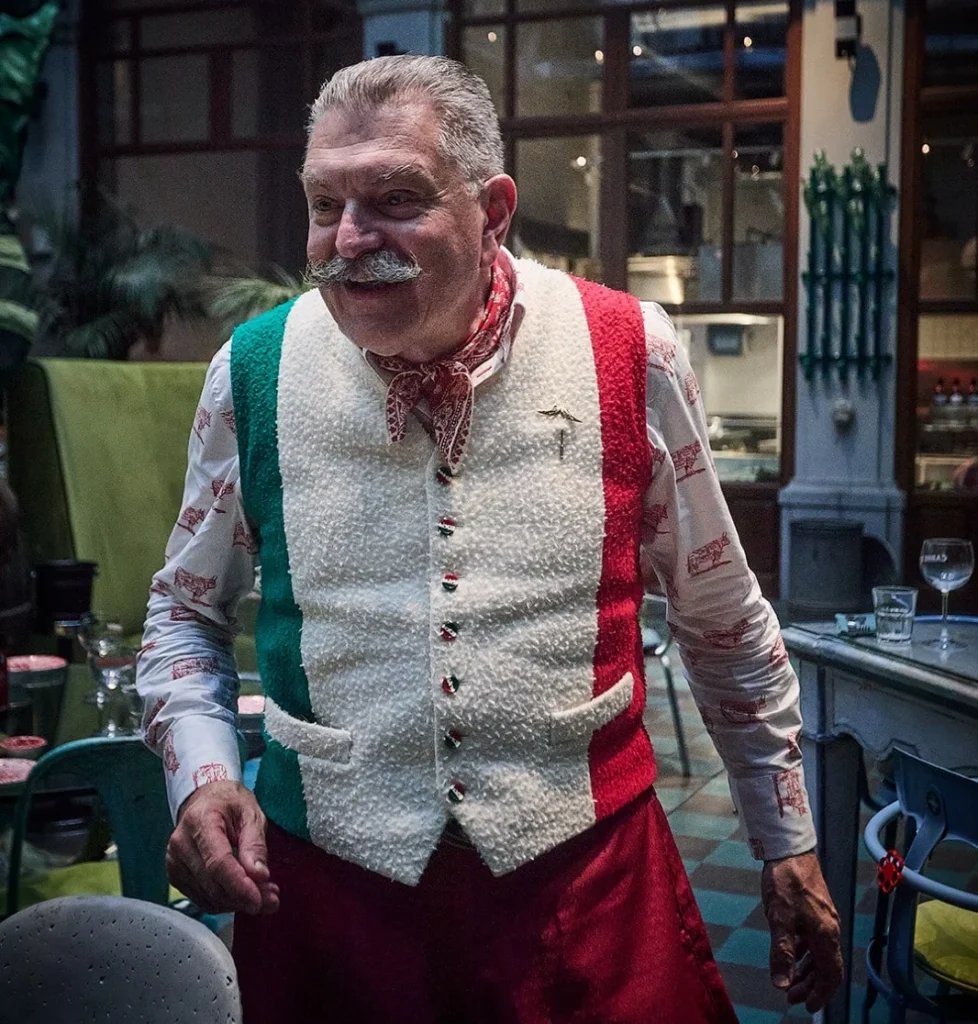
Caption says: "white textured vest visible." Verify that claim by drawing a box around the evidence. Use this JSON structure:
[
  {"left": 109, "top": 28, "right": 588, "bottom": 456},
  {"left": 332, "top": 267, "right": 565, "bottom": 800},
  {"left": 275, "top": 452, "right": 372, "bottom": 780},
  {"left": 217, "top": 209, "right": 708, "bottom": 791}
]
[{"left": 231, "top": 258, "right": 655, "bottom": 885}]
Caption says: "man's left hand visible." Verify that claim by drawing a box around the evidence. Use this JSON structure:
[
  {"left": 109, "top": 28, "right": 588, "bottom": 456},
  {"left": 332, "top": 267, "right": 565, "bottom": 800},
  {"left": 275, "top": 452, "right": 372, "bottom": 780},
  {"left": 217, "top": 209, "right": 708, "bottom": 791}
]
[{"left": 761, "top": 850, "right": 844, "bottom": 1013}]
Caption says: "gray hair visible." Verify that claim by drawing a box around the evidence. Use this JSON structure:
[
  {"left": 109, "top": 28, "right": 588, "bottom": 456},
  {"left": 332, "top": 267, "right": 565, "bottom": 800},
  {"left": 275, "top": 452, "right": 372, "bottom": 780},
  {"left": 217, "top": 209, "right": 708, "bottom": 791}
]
[{"left": 307, "top": 55, "right": 504, "bottom": 193}]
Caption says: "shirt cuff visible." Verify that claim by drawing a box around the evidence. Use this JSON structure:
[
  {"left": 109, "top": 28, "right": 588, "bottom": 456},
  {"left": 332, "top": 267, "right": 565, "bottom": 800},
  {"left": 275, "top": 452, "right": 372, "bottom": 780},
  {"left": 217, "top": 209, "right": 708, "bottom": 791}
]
[
  {"left": 159, "top": 714, "right": 243, "bottom": 822},
  {"left": 728, "top": 767, "right": 818, "bottom": 862}
]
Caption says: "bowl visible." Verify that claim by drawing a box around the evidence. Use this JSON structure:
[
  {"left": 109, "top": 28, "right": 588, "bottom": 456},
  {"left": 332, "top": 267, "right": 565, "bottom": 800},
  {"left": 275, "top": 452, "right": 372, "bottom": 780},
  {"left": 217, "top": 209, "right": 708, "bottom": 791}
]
[
  {"left": 0, "top": 735, "right": 48, "bottom": 760},
  {"left": 0, "top": 757, "right": 34, "bottom": 789},
  {"left": 8, "top": 654, "right": 68, "bottom": 692}
]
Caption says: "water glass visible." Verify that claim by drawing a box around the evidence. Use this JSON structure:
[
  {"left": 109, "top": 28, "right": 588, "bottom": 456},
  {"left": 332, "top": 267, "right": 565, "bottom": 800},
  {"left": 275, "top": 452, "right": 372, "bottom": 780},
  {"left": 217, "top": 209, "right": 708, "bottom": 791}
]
[
  {"left": 872, "top": 586, "right": 917, "bottom": 644},
  {"left": 87, "top": 636, "right": 140, "bottom": 736}
]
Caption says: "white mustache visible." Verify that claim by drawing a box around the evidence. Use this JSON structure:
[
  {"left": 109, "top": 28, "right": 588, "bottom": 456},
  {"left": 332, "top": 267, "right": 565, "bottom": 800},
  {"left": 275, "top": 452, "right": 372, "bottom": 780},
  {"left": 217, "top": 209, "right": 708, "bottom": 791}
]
[{"left": 306, "top": 251, "right": 422, "bottom": 285}]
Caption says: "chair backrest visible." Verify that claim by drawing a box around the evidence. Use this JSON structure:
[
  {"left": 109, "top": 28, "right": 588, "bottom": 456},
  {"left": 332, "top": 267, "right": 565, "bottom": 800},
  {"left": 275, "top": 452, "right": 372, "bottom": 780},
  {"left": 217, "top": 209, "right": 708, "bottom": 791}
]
[
  {"left": 0, "top": 895, "right": 241, "bottom": 1024},
  {"left": 5, "top": 737, "right": 172, "bottom": 915},
  {"left": 884, "top": 748, "right": 978, "bottom": 1003}
]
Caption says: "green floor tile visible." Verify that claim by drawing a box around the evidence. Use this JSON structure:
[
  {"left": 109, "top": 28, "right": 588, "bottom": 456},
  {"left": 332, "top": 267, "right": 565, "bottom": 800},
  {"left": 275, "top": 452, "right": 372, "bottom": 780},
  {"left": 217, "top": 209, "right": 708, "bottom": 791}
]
[
  {"left": 694, "top": 889, "right": 760, "bottom": 928},
  {"left": 716, "top": 926, "right": 771, "bottom": 966},
  {"left": 656, "top": 785, "right": 690, "bottom": 813},
  {"left": 732, "top": 1005, "right": 783, "bottom": 1024},
  {"left": 682, "top": 858, "right": 701, "bottom": 876},
  {"left": 704, "top": 840, "right": 762, "bottom": 872},
  {"left": 667, "top": 809, "right": 741, "bottom": 841},
  {"left": 701, "top": 773, "right": 733, "bottom": 797}
]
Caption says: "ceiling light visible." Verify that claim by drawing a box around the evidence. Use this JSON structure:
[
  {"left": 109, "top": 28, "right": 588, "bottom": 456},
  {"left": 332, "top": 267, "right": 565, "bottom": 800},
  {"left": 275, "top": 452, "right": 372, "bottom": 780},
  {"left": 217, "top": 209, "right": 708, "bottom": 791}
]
[
  {"left": 575, "top": 156, "right": 588, "bottom": 168},
  {"left": 743, "top": 35, "right": 753, "bottom": 47},
  {"left": 487, "top": 30, "right": 497, "bottom": 42},
  {"left": 921, "top": 142, "right": 930, "bottom": 154},
  {"left": 594, "top": 49, "right": 604, "bottom": 63},
  {"left": 632, "top": 45, "right": 643, "bottom": 56}
]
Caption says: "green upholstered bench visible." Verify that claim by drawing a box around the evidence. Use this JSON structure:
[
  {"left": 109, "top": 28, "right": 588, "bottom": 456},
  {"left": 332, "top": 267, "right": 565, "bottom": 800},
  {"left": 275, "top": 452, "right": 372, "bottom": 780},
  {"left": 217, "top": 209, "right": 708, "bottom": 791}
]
[{"left": 4, "top": 359, "right": 257, "bottom": 671}]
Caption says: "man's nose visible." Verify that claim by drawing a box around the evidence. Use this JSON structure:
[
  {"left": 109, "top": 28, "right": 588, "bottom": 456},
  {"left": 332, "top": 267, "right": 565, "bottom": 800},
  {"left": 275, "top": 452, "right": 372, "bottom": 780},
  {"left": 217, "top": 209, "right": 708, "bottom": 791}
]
[{"left": 334, "top": 202, "right": 382, "bottom": 259}]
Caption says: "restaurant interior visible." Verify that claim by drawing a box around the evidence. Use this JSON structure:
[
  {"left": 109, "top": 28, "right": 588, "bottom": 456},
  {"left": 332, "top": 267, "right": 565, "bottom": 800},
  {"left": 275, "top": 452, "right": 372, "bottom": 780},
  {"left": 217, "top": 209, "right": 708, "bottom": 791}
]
[{"left": 0, "top": 1, "right": 976, "bottom": 1023}]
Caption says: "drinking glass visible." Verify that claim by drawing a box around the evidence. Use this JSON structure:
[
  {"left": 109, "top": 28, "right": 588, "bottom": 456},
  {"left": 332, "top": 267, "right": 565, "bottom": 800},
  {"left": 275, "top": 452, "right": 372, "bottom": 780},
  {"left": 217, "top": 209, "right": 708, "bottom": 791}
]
[
  {"left": 919, "top": 538, "right": 975, "bottom": 650},
  {"left": 86, "top": 635, "right": 140, "bottom": 736}
]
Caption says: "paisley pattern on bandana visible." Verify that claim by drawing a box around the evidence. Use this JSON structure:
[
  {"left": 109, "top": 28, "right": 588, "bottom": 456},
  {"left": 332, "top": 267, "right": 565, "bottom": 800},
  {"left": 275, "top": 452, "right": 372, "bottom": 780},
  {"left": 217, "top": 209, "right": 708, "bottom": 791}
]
[{"left": 375, "top": 258, "right": 514, "bottom": 470}]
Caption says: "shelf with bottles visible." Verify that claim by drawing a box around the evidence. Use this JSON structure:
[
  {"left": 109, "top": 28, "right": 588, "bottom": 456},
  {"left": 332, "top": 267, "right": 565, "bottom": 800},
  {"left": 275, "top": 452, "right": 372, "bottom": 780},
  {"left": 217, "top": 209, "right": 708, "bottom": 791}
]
[{"left": 918, "top": 361, "right": 978, "bottom": 449}]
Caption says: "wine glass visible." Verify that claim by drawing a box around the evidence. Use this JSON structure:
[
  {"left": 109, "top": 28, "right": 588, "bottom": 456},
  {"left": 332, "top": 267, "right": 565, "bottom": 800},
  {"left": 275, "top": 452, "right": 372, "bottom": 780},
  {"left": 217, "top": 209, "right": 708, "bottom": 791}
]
[
  {"left": 85, "top": 635, "right": 140, "bottom": 735},
  {"left": 919, "top": 538, "right": 975, "bottom": 650}
]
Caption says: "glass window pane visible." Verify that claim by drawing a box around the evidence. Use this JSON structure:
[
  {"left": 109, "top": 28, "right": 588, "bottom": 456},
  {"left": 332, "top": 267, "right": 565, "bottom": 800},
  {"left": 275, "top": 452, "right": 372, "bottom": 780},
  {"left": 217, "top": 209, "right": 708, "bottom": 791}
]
[
  {"left": 735, "top": 1, "right": 787, "bottom": 99},
  {"left": 733, "top": 123, "right": 783, "bottom": 301},
  {"left": 513, "top": 136, "right": 602, "bottom": 281},
  {"left": 924, "top": 0, "right": 978, "bottom": 89},
  {"left": 140, "top": 55, "right": 209, "bottom": 143},
  {"left": 140, "top": 10, "right": 255, "bottom": 49},
  {"left": 232, "top": 50, "right": 259, "bottom": 139},
  {"left": 96, "top": 60, "right": 132, "bottom": 146},
  {"left": 630, "top": 7, "right": 725, "bottom": 108},
  {"left": 916, "top": 312, "right": 978, "bottom": 492},
  {"left": 463, "top": 25, "right": 506, "bottom": 117},
  {"left": 464, "top": 0, "right": 505, "bottom": 15},
  {"left": 671, "top": 313, "right": 783, "bottom": 483},
  {"left": 516, "top": 19, "right": 602, "bottom": 118},
  {"left": 113, "top": 151, "right": 261, "bottom": 267},
  {"left": 919, "top": 111, "right": 978, "bottom": 301},
  {"left": 626, "top": 127, "right": 723, "bottom": 304},
  {"left": 518, "top": 0, "right": 605, "bottom": 10}
]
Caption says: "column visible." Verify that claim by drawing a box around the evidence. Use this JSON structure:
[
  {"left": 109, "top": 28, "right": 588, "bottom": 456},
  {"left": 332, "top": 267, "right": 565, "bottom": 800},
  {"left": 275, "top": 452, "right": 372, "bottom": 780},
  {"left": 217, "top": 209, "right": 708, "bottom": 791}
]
[{"left": 779, "top": 0, "right": 906, "bottom": 600}]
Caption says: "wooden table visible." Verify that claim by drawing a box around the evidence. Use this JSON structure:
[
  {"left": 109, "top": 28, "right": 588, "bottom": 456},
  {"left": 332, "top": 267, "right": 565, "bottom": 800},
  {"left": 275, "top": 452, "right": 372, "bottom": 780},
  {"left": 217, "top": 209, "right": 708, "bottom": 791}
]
[{"left": 783, "top": 620, "right": 978, "bottom": 1024}]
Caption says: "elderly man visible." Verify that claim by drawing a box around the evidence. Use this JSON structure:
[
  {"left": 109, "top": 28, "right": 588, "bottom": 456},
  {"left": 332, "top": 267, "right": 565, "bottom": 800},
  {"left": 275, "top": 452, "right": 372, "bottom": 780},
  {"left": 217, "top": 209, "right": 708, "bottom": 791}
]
[{"left": 138, "top": 54, "right": 842, "bottom": 1023}]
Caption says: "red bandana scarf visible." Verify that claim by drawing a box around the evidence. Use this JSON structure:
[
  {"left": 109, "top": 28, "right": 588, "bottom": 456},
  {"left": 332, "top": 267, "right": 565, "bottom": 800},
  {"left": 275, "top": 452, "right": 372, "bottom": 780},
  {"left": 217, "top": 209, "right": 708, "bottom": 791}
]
[{"left": 376, "top": 258, "right": 514, "bottom": 470}]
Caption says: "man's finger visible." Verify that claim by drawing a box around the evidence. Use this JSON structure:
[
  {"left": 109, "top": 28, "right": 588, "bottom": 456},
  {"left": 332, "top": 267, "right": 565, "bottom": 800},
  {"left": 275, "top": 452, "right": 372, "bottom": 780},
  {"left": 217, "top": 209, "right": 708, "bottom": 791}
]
[
  {"left": 192, "top": 815, "right": 263, "bottom": 912},
  {"left": 234, "top": 806, "right": 270, "bottom": 884},
  {"left": 768, "top": 926, "right": 797, "bottom": 988}
]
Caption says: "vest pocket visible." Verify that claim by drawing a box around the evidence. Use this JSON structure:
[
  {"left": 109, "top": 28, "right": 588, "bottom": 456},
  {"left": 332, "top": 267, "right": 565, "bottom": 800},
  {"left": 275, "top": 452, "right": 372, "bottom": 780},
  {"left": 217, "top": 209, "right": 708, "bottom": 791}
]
[
  {"left": 548, "top": 672, "right": 635, "bottom": 751},
  {"left": 263, "top": 695, "right": 353, "bottom": 764}
]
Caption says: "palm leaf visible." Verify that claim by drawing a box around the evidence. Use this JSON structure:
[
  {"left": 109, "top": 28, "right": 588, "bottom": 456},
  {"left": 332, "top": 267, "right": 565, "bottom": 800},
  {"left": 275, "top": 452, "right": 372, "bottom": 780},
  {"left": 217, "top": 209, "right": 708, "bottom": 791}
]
[{"left": 206, "top": 269, "right": 308, "bottom": 334}]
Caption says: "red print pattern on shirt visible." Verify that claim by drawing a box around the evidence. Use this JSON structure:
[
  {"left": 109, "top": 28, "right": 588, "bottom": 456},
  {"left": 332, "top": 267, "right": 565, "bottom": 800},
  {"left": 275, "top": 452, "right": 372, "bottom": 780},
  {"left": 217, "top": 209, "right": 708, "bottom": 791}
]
[
  {"left": 687, "top": 533, "right": 732, "bottom": 578},
  {"left": 177, "top": 506, "right": 206, "bottom": 535},
  {"left": 193, "top": 405, "right": 212, "bottom": 443},
  {"left": 647, "top": 335, "right": 677, "bottom": 376},
  {"left": 769, "top": 635, "right": 789, "bottom": 668},
  {"left": 145, "top": 698, "right": 166, "bottom": 746},
  {"left": 162, "top": 732, "right": 180, "bottom": 775},
  {"left": 720, "top": 696, "right": 767, "bottom": 724},
  {"left": 193, "top": 763, "right": 229, "bottom": 788},
  {"left": 786, "top": 729, "right": 802, "bottom": 762},
  {"left": 171, "top": 656, "right": 219, "bottom": 680},
  {"left": 150, "top": 579, "right": 170, "bottom": 596},
  {"left": 774, "top": 767, "right": 807, "bottom": 818},
  {"left": 649, "top": 444, "right": 666, "bottom": 479},
  {"left": 169, "top": 606, "right": 209, "bottom": 624},
  {"left": 672, "top": 440, "right": 705, "bottom": 482},
  {"left": 221, "top": 409, "right": 236, "bottom": 434},
  {"left": 174, "top": 567, "right": 218, "bottom": 606},
  {"left": 643, "top": 503, "right": 670, "bottom": 536},
  {"left": 683, "top": 371, "right": 701, "bottom": 406},
  {"left": 210, "top": 479, "right": 235, "bottom": 511},
  {"left": 232, "top": 522, "right": 259, "bottom": 555},
  {"left": 703, "top": 617, "right": 751, "bottom": 649}
]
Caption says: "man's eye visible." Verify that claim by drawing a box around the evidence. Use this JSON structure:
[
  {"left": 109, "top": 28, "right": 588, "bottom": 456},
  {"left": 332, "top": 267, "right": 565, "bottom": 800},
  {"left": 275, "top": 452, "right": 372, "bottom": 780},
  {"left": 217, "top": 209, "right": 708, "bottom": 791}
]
[
  {"left": 311, "top": 197, "right": 337, "bottom": 214},
  {"left": 385, "top": 192, "right": 414, "bottom": 208}
]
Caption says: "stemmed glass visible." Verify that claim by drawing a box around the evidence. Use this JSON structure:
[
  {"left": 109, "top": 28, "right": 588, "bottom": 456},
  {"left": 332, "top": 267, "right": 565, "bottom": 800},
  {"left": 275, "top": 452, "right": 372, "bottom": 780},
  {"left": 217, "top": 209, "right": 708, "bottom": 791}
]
[
  {"left": 919, "top": 538, "right": 975, "bottom": 651},
  {"left": 84, "top": 634, "right": 140, "bottom": 736}
]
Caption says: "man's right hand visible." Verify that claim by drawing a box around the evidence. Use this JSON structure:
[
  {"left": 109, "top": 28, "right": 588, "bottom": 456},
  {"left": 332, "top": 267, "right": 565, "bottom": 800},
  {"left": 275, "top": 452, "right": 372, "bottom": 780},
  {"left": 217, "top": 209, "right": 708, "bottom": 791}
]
[{"left": 166, "top": 780, "right": 280, "bottom": 916}]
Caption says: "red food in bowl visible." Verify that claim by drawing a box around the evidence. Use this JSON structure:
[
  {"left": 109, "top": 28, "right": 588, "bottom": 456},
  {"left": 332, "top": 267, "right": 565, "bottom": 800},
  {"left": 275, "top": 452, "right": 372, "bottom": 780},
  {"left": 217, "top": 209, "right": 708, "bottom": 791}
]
[
  {"left": 237, "top": 695, "right": 265, "bottom": 715},
  {"left": 0, "top": 735, "right": 48, "bottom": 760},
  {"left": 7, "top": 655, "right": 67, "bottom": 672}
]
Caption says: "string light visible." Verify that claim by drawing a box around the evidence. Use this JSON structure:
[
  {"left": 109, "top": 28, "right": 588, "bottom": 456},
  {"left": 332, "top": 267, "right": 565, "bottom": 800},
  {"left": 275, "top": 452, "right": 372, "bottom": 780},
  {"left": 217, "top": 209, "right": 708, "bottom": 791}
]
[
  {"left": 594, "top": 49, "right": 604, "bottom": 63},
  {"left": 487, "top": 30, "right": 497, "bottom": 42},
  {"left": 921, "top": 142, "right": 930, "bottom": 155},
  {"left": 632, "top": 45, "right": 643, "bottom": 56},
  {"left": 575, "top": 155, "right": 588, "bottom": 168},
  {"left": 743, "top": 35, "right": 753, "bottom": 47}
]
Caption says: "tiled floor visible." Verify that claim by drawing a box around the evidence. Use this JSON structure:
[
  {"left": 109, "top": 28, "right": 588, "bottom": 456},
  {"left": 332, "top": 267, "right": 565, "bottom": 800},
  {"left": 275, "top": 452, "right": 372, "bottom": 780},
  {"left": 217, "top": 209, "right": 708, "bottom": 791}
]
[{"left": 645, "top": 652, "right": 977, "bottom": 1024}]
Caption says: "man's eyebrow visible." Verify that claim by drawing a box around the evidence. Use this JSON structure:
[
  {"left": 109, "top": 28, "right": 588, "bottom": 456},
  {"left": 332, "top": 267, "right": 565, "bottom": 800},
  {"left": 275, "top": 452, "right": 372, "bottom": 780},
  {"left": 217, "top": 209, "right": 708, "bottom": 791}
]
[{"left": 296, "top": 164, "right": 440, "bottom": 191}]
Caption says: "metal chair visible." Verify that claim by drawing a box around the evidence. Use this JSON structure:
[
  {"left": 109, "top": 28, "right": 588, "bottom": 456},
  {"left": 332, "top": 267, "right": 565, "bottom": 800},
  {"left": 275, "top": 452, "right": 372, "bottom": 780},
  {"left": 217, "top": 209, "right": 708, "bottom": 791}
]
[
  {"left": 4, "top": 736, "right": 172, "bottom": 916},
  {"left": 862, "top": 748, "right": 978, "bottom": 1023},
  {"left": 0, "top": 895, "right": 241, "bottom": 1023},
  {"left": 641, "top": 593, "right": 691, "bottom": 778}
]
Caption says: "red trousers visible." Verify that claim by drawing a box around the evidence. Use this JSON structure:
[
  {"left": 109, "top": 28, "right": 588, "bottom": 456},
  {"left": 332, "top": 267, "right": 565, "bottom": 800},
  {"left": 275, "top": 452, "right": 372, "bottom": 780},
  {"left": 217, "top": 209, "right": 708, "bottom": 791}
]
[{"left": 233, "top": 789, "right": 737, "bottom": 1023}]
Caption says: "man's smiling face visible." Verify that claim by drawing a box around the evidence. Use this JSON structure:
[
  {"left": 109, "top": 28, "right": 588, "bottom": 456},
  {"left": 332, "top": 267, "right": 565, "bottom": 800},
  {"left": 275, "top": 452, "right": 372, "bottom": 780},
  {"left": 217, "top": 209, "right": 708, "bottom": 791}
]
[{"left": 301, "top": 97, "right": 501, "bottom": 362}]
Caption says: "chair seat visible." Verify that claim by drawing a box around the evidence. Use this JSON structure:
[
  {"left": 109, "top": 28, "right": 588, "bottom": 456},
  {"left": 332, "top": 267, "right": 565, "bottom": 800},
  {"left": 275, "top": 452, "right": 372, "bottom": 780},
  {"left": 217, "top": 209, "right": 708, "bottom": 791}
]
[{"left": 913, "top": 899, "right": 978, "bottom": 995}]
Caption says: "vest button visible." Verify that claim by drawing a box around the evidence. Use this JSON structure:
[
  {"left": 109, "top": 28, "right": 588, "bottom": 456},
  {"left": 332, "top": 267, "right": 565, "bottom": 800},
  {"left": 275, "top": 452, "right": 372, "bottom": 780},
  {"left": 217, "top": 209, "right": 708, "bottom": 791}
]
[
  {"left": 436, "top": 466, "right": 454, "bottom": 486},
  {"left": 444, "top": 729, "right": 464, "bottom": 750},
  {"left": 447, "top": 780, "right": 466, "bottom": 804},
  {"left": 441, "top": 674, "right": 460, "bottom": 695},
  {"left": 437, "top": 516, "right": 457, "bottom": 537},
  {"left": 439, "top": 622, "right": 459, "bottom": 642},
  {"left": 442, "top": 573, "right": 459, "bottom": 592}
]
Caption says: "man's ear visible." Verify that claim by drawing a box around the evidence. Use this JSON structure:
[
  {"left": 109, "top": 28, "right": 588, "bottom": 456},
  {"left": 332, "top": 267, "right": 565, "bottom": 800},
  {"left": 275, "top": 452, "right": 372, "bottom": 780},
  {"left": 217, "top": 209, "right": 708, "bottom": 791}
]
[{"left": 480, "top": 175, "right": 518, "bottom": 266}]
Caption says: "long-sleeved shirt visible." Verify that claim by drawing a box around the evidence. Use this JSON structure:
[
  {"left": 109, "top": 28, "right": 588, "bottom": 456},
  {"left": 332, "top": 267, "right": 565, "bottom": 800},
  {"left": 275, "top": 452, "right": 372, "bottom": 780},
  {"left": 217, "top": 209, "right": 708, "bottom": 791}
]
[{"left": 137, "top": 263, "right": 817, "bottom": 863}]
